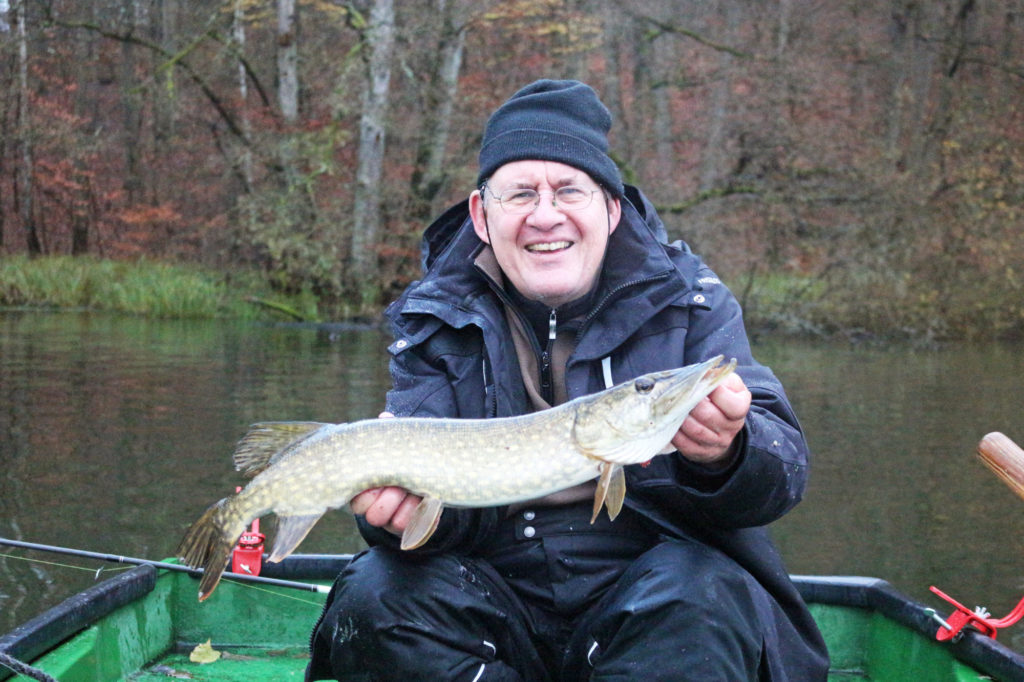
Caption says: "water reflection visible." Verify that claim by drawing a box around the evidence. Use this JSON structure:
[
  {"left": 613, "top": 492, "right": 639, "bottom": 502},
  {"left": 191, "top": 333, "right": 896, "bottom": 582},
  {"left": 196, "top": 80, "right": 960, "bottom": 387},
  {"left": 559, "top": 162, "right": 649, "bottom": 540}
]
[{"left": 1, "top": 312, "right": 1023, "bottom": 651}]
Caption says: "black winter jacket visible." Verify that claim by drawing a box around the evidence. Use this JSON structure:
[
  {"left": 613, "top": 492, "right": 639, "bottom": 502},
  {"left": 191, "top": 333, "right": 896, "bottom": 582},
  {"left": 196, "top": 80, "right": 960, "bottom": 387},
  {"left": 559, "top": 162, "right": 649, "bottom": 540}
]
[{"left": 359, "top": 187, "right": 826, "bottom": 669}]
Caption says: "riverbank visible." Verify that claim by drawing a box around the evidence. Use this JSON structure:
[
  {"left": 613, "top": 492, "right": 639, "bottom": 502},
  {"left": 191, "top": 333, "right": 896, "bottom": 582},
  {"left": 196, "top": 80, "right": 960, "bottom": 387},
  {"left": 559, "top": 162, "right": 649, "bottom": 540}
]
[
  {"left": 2, "top": 255, "right": 1021, "bottom": 342},
  {"left": 0, "top": 255, "right": 318, "bottom": 321}
]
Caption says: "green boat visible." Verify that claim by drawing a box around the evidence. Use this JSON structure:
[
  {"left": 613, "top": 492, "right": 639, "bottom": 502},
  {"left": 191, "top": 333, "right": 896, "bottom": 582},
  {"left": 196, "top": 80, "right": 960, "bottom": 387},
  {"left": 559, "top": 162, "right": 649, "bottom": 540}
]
[{"left": 2, "top": 555, "right": 1023, "bottom": 681}]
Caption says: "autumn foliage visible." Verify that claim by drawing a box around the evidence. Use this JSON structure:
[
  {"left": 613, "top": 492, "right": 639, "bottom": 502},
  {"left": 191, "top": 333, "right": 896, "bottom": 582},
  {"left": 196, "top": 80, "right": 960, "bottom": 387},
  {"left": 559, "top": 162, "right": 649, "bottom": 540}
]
[{"left": 1, "top": 0, "right": 1021, "bottom": 338}]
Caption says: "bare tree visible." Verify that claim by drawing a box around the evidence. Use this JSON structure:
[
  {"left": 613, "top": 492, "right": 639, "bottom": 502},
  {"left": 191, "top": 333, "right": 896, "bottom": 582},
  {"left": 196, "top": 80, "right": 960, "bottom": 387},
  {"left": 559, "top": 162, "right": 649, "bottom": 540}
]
[
  {"left": 348, "top": 0, "right": 395, "bottom": 296},
  {"left": 234, "top": 0, "right": 253, "bottom": 190},
  {"left": 277, "top": 0, "right": 299, "bottom": 124},
  {"left": 408, "top": 0, "right": 467, "bottom": 221},
  {"left": 14, "top": 0, "right": 40, "bottom": 253}
]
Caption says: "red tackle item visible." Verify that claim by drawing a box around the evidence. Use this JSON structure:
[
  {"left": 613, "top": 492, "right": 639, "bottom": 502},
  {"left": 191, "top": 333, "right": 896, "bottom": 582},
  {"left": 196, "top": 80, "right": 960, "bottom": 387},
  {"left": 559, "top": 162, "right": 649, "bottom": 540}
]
[
  {"left": 231, "top": 487, "right": 265, "bottom": 576},
  {"left": 929, "top": 585, "right": 1024, "bottom": 642}
]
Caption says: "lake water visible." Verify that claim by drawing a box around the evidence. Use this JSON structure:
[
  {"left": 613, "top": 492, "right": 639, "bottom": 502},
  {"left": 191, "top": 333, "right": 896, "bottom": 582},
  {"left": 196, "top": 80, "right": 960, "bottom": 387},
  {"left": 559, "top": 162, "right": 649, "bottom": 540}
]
[{"left": 1, "top": 311, "right": 1023, "bottom": 651}]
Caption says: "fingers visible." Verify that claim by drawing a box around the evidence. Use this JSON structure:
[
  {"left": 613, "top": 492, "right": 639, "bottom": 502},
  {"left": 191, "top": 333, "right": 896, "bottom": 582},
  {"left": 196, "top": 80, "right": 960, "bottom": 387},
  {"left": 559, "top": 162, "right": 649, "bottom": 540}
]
[
  {"left": 671, "top": 375, "right": 751, "bottom": 466},
  {"left": 350, "top": 486, "right": 422, "bottom": 534},
  {"left": 708, "top": 374, "right": 751, "bottom": 421}
]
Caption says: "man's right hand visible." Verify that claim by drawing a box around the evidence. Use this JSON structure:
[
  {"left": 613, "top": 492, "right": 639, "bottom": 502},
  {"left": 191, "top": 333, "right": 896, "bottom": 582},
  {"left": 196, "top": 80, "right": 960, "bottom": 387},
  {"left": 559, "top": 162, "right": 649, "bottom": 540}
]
[
  {"left": 349, "top": 411, "right": 423, "bottom": 535},
  {"left": 350, "top": 486, "right": 423, "bottom": 535}
]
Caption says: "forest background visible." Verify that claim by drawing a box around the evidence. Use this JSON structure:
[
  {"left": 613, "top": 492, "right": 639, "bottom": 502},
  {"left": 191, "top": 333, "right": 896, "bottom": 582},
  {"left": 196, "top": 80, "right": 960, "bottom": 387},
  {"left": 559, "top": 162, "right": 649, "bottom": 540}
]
[{"left": 1, "top": 0, "right": 1021, "bottom": 341}]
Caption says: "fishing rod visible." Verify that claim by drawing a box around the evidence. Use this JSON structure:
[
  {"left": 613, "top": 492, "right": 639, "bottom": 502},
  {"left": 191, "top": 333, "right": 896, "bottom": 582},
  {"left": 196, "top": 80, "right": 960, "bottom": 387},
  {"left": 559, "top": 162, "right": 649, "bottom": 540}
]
[{"left": 0, "top": 538, "right": 331, "bottom": 595}]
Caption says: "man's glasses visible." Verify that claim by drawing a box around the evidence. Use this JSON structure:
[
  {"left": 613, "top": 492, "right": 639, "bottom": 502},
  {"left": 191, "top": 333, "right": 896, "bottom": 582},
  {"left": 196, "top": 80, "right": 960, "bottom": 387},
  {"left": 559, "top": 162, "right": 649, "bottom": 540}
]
[{"left": 484, "top": 185, "right": 601, "bottom": 215}]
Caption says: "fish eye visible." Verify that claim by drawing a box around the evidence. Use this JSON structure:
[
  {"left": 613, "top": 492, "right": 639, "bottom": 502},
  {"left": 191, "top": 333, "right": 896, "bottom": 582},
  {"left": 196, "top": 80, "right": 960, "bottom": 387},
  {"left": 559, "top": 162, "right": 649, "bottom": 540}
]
[{"left": 634, "top": 376, "right": 655, "bottom": 393}]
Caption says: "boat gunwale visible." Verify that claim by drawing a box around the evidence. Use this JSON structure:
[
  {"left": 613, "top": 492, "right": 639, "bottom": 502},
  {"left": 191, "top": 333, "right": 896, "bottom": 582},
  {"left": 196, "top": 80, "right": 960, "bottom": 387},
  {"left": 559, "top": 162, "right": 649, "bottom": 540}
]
[
  {"left": 3, "top": 558, "right": 1024, "bottom": 681},
  {"left": 792, "top": 574, "right": 1024, "bottom": 681},
  {"left": 0, "top": 564, "right": 157, "bottom": 680}
]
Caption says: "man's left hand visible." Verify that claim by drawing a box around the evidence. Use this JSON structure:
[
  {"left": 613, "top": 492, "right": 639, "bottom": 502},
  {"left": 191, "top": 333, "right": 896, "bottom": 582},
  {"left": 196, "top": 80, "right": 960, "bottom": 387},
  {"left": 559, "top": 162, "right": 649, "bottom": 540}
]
[{"left": 671, "top": 373, "right": 751, "bottom": 469}]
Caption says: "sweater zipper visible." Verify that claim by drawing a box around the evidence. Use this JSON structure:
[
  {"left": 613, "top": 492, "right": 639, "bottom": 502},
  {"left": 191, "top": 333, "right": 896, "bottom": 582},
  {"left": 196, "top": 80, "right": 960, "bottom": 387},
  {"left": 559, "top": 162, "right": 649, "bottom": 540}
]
[
  {"left": 483, "top": 279, "right": 557, "bottom": 406},
  {"left": 539, "top": 309, "right": 556, "bottom": 404}
]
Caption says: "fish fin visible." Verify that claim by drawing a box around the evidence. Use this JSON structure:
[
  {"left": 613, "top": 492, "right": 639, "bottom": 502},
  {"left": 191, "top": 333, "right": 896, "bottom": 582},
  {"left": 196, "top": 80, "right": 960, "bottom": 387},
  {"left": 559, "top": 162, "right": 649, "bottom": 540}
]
[
  {"left": 589, "top": 462, "right": 618, "bottom": 520},
  {"left": 268, "top": 512, "right": 325, "bottom": 563},
  {"left": 400, "top": 497, "right": 445, "bottom": 550},
  {"left": 604, "top": 464, "right": 627, "bottom": 521},
  {"left": 177, "top": 498, "right": 235, "bottom": 602},
  {"left": 591, "top": 462, "right": 625, "bottom": 523},
  {"left": 233, "top": 422, "right": 328, "bottom": 477}
]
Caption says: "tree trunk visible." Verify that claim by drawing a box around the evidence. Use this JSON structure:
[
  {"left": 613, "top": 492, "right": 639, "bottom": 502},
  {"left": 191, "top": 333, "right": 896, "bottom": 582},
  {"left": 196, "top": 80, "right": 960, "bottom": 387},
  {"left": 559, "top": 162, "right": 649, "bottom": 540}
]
[
  {"left": 349, "top": 0, "right": 395, "bottom": 296},
  {"left": 0, "top": 0, "right": 9, "bottom": 249},
  {"left": 409, "top": 0, "right": 465, "bottom": 222},
  {"left": 15, "top": 0, "right": 40, "bottom": 254},
  {"left": 234, "top": 0, "right": 253, "bottom": 191},
  {"left": 277, "top": 0, "right": 299, "bottom": 124}
]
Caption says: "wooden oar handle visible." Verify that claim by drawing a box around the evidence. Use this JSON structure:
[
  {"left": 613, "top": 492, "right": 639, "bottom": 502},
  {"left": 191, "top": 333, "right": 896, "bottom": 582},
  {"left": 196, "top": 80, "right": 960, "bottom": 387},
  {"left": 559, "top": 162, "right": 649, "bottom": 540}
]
[{"left": 977, "top": 432, "right": 1024, "bottom": 502}]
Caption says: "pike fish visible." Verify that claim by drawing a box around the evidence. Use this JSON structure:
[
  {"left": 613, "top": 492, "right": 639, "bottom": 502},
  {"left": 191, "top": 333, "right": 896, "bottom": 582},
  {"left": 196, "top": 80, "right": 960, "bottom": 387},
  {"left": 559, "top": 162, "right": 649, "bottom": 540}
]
[{"left": 177, "top": 355, "right": 736, "bottom": 601}]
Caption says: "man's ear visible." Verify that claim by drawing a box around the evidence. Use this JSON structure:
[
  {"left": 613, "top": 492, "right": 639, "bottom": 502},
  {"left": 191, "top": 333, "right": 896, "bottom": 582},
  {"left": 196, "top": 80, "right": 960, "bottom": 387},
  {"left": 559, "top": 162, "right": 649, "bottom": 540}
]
[
  {"left": 469, "top": 190, "right": 491, "bottom": 244},
  {"left": 607, "top": 196, "right": 622, "bottom": 234}
]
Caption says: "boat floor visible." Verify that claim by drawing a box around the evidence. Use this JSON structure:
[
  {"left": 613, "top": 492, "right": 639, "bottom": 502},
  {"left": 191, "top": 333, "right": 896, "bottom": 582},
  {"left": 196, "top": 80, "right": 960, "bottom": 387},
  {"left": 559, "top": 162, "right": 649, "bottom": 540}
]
[{"left": 134, "top": 645, "right": 309, "bottom": 680}]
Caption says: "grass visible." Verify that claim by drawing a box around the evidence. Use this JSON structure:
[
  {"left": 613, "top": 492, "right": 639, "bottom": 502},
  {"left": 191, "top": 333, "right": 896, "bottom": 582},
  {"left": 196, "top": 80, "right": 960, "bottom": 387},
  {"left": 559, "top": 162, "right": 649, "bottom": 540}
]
[{"left": 0, "top": 255, "right": 319, "bottom": 321}]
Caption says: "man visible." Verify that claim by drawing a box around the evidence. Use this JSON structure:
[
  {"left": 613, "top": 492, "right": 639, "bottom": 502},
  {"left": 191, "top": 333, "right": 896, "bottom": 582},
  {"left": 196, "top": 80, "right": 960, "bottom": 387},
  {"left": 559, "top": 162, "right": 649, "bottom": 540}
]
[{"left": 307, "top": 80, "right": 829, "bottom": 681}]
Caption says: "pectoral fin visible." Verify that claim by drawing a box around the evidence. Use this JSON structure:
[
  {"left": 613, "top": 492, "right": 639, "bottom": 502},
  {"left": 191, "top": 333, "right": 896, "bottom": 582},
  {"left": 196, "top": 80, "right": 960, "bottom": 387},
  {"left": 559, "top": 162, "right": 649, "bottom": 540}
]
[
  {"left": 591, "top": 463, "right": 627, "bottom": 523},
  {"left": 268, "top": 512, "right": 325, "bottom": 562},
  {"left": 400, "top": 496, "right": 445, "bottom": 550}
]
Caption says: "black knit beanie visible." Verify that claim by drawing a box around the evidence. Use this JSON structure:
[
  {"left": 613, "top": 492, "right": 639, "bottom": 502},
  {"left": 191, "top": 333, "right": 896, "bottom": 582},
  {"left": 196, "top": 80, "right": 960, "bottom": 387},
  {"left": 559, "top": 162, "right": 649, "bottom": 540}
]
[{"left": 477, "top": 79, "right": 624, "bottom": 198}]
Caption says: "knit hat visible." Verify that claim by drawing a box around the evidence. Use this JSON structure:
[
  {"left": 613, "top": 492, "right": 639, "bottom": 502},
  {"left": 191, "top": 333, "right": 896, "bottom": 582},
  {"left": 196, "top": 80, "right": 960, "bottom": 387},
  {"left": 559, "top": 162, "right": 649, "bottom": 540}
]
[{"left": 477, "top": 79, "right": 624, "bottom": 197}]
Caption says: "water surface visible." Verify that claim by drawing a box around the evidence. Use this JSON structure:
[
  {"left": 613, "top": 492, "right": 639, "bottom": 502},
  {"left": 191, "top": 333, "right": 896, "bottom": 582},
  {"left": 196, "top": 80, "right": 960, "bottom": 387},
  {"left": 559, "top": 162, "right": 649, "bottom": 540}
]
[{"left": 1, "top": 312, "right": 1022, "bottom": 651}]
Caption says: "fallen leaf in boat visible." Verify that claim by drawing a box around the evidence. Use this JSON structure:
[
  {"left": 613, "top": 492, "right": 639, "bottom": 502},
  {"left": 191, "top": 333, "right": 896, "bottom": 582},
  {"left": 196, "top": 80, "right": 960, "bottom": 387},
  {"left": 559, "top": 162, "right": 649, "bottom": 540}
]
[{"left": 189, "top": 639, "right": 222, "bottom": 664}]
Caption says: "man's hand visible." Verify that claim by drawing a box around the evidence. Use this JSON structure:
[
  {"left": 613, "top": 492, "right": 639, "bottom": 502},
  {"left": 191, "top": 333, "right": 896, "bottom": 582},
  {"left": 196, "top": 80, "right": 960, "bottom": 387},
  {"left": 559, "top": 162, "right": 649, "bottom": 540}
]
[
  {"left": 671, "top": 373, "right": 751, "bottom": 469},
  {"left": 349, "top": 411, "right": 423, "bottom": 535}
]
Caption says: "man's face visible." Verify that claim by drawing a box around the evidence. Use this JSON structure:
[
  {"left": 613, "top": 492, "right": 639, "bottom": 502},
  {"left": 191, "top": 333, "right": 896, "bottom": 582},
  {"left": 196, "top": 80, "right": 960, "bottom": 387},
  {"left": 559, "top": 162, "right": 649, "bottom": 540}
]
[{"left": 469, "top": 160, "right": 621, "bottom": 308}]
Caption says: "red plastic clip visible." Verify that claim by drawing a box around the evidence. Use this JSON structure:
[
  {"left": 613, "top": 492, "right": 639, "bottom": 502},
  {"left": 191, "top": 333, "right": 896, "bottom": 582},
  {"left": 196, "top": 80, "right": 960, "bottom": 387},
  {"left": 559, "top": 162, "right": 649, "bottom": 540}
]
[
  {"left": 929, "top": 585, "right": 1024, "bottom": 641},
  {"left": 231, "top": 487, "right": 265, "bottom": 576}
]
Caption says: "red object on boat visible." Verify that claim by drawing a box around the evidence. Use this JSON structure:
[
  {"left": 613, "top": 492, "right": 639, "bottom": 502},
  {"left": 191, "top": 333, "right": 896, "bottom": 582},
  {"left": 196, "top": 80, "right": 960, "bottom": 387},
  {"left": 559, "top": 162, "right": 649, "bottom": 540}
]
[
  {"left": 231, "top": 487, "right": 265, "bottom": 576},
  {"left": 929, "top": 585, "right": 1024, "bottom": 641}
]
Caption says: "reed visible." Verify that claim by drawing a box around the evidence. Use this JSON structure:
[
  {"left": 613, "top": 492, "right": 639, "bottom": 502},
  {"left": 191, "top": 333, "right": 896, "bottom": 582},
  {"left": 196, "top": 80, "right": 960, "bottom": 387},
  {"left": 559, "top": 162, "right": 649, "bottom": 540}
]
[{"left": 0, "top": 255, "right": 314, "bottom": 320}]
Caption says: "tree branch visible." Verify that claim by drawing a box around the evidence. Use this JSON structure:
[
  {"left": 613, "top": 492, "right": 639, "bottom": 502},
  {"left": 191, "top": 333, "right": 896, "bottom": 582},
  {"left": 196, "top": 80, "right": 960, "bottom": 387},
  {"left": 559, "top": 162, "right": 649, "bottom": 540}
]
[
  {"left": 626, "top": 11, "right": 753, "bottom": 59},
  {"left": 40, "top": 9, "right": 252, "bottom": 144}
]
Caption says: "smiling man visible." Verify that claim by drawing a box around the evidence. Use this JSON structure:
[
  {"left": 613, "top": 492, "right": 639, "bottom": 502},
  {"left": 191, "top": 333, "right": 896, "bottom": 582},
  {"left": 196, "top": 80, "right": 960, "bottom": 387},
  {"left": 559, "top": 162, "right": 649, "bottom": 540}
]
[{"left": 308, "top": 80, "right": 829, "bottom": 681}]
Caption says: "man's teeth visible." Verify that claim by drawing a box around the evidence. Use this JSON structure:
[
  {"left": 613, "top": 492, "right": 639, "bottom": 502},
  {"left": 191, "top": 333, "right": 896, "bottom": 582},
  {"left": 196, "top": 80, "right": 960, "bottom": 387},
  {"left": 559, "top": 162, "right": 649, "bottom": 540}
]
[{"left": 526, "top": 241, "right": 572, "bottom": 252}]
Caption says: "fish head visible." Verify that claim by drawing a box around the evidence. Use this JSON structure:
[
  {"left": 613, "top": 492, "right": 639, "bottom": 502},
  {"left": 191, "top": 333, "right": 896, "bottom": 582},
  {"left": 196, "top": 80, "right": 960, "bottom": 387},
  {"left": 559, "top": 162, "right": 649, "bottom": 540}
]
[{"left": 572, "top": 356, "right": 736, "bottom": 465}]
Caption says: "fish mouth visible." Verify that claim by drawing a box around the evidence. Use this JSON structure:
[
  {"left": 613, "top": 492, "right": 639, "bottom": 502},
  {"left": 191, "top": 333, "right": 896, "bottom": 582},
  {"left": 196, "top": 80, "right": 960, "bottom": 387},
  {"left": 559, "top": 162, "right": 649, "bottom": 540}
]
[
  {"left": 658, "top": 356, "right": 735, "bottom": 415},
  {"left": 525, "top": 240, "right": 573, "bottom": 253}
]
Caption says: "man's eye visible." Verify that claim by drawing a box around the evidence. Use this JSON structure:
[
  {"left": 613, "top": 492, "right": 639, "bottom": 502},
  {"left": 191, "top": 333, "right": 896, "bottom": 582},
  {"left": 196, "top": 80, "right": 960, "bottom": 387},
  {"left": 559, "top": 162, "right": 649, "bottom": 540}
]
[
  {"left": 556, "top": 187, "right": 588, "bottom": 203},
  {"left": 503, "top": 190, "right": 537, "bottom": 204}
]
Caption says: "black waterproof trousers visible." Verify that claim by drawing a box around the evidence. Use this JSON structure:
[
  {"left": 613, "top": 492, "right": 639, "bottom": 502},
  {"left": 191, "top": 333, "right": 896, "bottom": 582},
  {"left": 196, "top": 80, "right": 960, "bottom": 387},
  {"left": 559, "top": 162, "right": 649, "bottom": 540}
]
[{"left": 307, "top": 504, "right": 826, "bottom": 681}]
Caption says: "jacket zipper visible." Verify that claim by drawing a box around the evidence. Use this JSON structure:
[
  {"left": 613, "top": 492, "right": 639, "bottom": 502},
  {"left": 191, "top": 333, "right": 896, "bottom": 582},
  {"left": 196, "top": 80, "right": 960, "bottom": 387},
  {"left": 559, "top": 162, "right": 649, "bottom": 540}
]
[{"left": 579, "top": 274, "right": 670, "bottom": 337}]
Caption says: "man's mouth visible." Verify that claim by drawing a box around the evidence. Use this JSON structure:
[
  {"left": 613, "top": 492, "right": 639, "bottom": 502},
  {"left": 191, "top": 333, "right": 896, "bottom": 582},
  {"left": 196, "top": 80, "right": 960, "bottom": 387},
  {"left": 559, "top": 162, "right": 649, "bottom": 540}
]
[{"left": 525, "top": 241, "right": 572, "bottom": 253}]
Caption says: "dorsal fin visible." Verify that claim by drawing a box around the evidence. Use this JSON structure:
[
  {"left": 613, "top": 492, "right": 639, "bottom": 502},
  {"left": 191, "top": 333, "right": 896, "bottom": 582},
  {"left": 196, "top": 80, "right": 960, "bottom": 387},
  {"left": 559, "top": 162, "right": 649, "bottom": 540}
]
[{"left": 233, "top": 422, "right": 327, "bottom": 477}]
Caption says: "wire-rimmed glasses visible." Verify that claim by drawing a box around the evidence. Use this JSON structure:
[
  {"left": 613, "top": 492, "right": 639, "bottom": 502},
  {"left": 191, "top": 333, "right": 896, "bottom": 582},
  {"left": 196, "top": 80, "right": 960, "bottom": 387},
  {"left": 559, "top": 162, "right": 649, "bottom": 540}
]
[{"left": 483, "top": 184, "right": 601, "bottom": 215}]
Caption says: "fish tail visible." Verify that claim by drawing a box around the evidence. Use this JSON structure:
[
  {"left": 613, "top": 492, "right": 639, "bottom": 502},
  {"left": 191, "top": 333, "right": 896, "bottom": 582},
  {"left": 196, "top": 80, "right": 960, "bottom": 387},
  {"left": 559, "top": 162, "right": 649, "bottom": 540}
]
[{"left": 177, "top": 498, "right": 237, "bottom": 602}]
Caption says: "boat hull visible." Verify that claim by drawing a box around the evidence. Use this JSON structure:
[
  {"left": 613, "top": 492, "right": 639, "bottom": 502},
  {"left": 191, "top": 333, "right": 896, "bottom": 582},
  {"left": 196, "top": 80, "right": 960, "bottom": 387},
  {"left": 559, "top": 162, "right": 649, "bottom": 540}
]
[{"left": 2, "top": 557, "right": 1023, "bottom": 681}]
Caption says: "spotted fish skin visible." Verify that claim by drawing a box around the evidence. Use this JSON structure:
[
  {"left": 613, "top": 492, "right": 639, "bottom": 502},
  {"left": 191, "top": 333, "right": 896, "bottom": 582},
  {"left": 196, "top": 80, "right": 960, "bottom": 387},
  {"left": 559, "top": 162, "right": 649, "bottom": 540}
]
[{"left": 177, "top": 356, "right": 735, "bottom": 601}]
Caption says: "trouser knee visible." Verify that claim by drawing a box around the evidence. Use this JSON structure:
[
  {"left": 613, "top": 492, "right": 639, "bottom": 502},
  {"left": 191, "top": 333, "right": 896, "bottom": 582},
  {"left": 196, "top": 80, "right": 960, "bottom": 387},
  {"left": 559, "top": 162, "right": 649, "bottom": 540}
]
[
  {"left": 566, "top": 539, "right": 766, "bottom": 681},
  {"left": 307, "top": 548, "right": 548, "bottom": 681}
]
